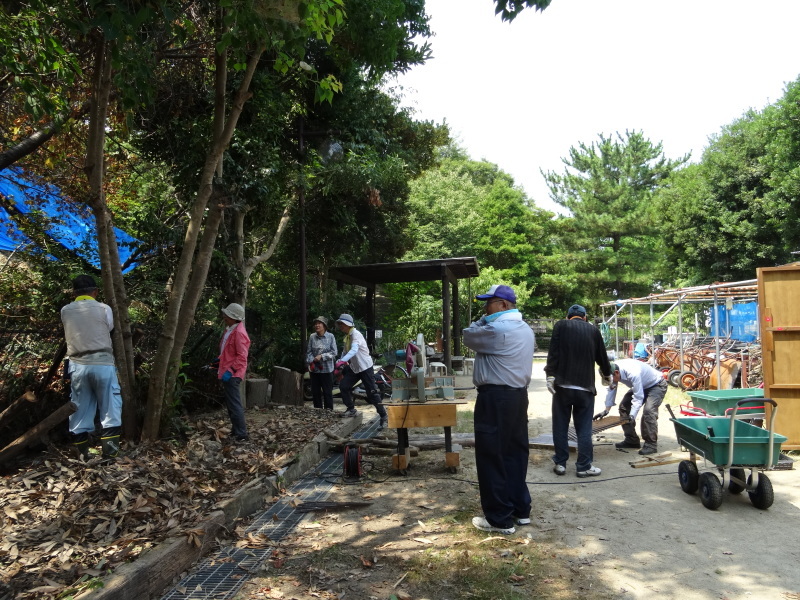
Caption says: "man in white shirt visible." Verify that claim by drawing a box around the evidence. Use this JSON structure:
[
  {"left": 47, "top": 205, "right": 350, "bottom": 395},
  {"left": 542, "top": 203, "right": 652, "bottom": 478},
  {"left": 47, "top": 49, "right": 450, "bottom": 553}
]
[{"left": 598, "top": 358, "right": 668, "bottom": 456}]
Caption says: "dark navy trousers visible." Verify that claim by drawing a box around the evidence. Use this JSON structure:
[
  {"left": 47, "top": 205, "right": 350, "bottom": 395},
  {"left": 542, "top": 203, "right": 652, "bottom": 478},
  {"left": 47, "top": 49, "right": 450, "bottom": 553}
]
[
  {"left": 222, "top": 377, "right": 248, "bottom": 439},
  {"left": 551, "top": 386, "right": 595, "bottom": 472},
  {"left": 474, "top": 385, "right": 531, "bottom": 529}
]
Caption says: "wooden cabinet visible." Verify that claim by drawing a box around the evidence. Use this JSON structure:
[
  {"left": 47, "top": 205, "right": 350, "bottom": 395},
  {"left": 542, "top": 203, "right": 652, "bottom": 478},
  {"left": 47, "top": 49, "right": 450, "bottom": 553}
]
[{"left": 758, "top": 264, "right": 800, "bottom": 449}]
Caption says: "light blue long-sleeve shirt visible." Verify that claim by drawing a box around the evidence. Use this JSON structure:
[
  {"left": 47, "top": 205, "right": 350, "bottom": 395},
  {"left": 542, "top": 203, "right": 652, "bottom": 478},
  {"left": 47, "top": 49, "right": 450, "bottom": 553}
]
[{"left": 462, "top": 311, "right": 535, "bottom": 388}]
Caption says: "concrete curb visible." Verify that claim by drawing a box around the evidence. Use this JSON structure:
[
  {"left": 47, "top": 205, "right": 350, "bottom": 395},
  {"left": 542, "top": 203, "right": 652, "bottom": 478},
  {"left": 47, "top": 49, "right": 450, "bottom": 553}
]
[{"left": 77, "top": 414, "right": 363, "bottom": 600}]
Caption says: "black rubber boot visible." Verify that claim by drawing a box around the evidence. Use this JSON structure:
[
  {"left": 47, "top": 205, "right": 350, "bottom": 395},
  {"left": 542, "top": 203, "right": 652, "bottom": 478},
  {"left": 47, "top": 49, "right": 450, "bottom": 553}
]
[
  {"left": 100, "top": 427, "right": 121, "bottom": 459},
  {"left": 71, "top": 433, "right": 90, "bottom": 460},
  {"left": 101, "top": 435, "right": 120, "bottom": 458}
]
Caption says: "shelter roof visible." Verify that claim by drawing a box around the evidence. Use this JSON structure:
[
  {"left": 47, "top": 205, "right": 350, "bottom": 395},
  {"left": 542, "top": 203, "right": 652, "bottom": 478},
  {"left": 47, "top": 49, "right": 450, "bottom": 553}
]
[
  {"left": 329, "top": 257, "right": 479, "bottom": 287},
  {"left": 600, "top": 280, "right": 758, "bottom": 307}
]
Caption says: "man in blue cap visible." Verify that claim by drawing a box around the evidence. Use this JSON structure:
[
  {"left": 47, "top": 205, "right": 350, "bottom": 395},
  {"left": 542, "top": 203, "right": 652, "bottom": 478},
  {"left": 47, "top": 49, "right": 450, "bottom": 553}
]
[
  {"left": 463, "top": 284, "right": 535, "bottom": 535},
  {"left": 545, "top": 304, "right": 611, "bottom": 478}
]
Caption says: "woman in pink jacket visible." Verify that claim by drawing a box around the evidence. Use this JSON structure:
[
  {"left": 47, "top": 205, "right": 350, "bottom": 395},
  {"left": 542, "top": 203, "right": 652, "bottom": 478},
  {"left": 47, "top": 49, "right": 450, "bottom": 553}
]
[{"left": 218, "top": 303, "right": 251, "bottom": 441}]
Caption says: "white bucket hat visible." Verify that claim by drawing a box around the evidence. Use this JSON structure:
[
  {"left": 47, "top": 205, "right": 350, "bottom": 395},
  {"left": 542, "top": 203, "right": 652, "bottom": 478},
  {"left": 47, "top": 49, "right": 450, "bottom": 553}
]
[
  {"left": 336, "top": 313, "right": 355, "bottom": 327},
  {"left": 222, "top": 303, "right": 245, "bottom": 322}
]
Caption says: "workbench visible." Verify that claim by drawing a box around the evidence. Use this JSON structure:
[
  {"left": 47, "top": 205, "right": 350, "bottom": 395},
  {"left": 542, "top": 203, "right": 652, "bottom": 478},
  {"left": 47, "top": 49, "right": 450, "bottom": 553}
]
[{"left": 385, "top": 400, "right": 467, "bottom": 473}]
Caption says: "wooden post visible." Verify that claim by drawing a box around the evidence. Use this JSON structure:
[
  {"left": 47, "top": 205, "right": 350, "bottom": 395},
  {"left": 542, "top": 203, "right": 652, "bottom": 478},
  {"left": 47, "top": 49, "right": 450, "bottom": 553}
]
[
  {"left": 0, "top": 401, "right": 77, "bottom": 466},
  {"left": 271, "top": 366, "right": 303, "bottom": 405}
]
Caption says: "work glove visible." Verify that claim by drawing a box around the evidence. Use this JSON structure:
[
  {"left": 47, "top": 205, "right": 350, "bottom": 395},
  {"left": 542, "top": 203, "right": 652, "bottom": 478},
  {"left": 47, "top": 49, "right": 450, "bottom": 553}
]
[
  {"left": 627, "top": 412, "right": 638, "bottom": 424},
  {"left": 546, "top": 376, "right": 556, "bottom": 395},
  {"left": 335, "top": 360, "right": 348, "bottom": 370},
  {"left": 593, "top": 408, "right": 610, "bottom": 421},
  {"left": 601, "top": 374, "right": 612, "bottom": 387},
  {"left": 221, "top": 370, "right": 233, "bottom": 382}
]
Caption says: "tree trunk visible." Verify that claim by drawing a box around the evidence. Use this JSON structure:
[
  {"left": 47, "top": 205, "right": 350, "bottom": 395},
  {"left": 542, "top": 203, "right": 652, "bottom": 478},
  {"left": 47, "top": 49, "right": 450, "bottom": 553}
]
[
  {"left": 241, "top": 205, "right": 292, "bottom": 305},
  {"left": 82, "top": 38, "right": 137, "bottom": 441},
  {"left": 142, "top": 41, "right": 265, "bottom": 440},
  {"left": 162, "top": 201, "right": 226, "bottom": 430}
]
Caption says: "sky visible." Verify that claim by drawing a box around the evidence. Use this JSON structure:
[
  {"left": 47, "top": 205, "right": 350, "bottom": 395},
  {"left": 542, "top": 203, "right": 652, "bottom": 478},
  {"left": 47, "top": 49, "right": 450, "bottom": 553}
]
[{"left": 392, "top": 0, "right": 800, "bottom": 214}]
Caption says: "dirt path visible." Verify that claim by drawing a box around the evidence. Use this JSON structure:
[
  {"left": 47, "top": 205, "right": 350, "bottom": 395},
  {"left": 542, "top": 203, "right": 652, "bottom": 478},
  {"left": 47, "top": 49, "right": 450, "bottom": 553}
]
[
  {"left": 235, "top": 361, "right": 800, "bottom": 600},
  {"left": 523, "top": 361, "right": 800, "bottom": 600}
]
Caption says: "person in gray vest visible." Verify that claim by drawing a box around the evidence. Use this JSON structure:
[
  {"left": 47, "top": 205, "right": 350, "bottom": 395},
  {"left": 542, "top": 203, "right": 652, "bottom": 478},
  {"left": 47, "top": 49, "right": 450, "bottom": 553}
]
[{"left": 60, "top": 275, "right": 122, "bottom": 459}]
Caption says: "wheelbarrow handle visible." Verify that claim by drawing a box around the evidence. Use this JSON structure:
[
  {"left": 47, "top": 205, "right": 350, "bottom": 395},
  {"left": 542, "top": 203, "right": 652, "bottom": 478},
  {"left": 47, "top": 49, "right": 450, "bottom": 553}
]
[{"left": 737, "top": 398, "right": 776, "bottom": 408}]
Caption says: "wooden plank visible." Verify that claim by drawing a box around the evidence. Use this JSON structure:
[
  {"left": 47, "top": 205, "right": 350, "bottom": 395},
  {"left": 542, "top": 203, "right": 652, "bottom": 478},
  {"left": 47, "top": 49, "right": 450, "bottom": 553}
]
[
  {"left": 386, "top": 403, "right": 457, "bottom": 428},
  {"left": 628, "top": 452, "right": 680, "bottom": 468},
  {"left": 445, "top": 451, "right": 460, "bottom": 468},
  {"left": 392, "top": 447, "right": 411, "bottom": 470},
  {"left": 630, "top": 457, "right": 682, "bottom": 468}
]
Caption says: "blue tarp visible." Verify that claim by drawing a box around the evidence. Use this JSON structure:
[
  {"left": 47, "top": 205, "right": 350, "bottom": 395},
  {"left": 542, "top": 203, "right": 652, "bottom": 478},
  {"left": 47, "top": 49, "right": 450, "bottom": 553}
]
[
  {"left": 0, "top": 168, "right": 140, "bottom": 273},
  {"left": 709, "top": 302, "right": 758, "bottom": 342}
]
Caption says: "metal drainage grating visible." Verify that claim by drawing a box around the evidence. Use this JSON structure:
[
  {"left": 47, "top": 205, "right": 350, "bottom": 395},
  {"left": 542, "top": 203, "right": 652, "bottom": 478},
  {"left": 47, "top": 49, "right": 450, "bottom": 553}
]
[{"left": 160, "top": 415, "right": 382, "bottom": 600}]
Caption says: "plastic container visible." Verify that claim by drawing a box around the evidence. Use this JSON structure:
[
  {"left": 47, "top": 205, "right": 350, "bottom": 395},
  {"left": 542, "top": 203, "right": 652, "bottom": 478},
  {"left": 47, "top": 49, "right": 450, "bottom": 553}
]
[
  {"left": 686, "top": 388, "right": 764, "bottom": 416},
  {"left": 672, "top": 416, "right": 786, "bottom": 466}
]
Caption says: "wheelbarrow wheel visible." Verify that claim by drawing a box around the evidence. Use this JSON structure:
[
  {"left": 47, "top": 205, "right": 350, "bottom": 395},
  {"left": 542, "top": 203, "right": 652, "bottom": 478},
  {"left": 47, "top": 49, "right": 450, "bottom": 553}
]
[
  {"left": 667, "top": 369, "right": 682, "bottom": 387},
  {"left": 699, "top": 472, "right": 723, "bottom": 509},
  {"left": 727, "top": 468, "right": 746, "bottom": 494},
  {"left": 678, "top": 460, "right": 699, "bottom": 494},
  {"left": 747, "top": 473, "right": 774, "bottom": 510},
  {"left": 679, "top": 371, "right": 698, "bottom": 391}
]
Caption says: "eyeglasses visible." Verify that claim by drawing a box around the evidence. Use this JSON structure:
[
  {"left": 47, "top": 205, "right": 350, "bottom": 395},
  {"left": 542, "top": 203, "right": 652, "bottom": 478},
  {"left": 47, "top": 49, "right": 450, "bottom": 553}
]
[{"left": 485, "top": 299, "right": 504, "bottom": 305}]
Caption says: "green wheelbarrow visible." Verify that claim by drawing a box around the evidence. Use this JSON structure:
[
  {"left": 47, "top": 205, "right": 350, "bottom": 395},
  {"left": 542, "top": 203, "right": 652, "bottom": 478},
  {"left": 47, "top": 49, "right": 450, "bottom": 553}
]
[{"left": 670, "top": 399, "right": 787, "bottom": 510}]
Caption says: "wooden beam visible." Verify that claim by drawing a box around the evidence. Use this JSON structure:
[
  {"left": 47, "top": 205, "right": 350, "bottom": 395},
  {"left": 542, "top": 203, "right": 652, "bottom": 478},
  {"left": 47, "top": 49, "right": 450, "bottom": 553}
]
[
  {"left": 441, "top": 267, "right": 452, "bottom": 372},
  {"left": 386, "top": 403, "right": 457, "bottom": 428},
  {"left": 452, "top": 280, "right": 461, "bottom": 357},
  {"left": 366, "top": 284, "right": 375, "bottom": 349},
  {"left": 0, "top": 401, "right": 77, "bottom": 466}
]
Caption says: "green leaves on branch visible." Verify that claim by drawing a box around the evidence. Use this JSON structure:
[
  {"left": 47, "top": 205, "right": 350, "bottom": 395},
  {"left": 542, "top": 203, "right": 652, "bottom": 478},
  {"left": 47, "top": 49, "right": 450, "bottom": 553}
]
[
  {"left": 494, "top": 0, "right": 552, "bottom": 22},
  {"left": 301, "top": 0, "right": 345, "bottom": 43},
  {"left": 1, "top": 6, "right": 81, "bottom": 120}
]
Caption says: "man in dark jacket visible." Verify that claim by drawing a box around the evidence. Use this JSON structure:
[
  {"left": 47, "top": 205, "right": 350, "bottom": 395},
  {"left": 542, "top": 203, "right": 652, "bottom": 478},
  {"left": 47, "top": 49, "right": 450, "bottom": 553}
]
[{"left": 544, "top": 304, "right": 611, "bottom": 477}]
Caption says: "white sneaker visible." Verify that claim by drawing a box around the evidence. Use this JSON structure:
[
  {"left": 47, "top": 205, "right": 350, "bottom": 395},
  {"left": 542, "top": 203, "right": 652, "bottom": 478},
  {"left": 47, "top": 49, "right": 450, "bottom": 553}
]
[
  {"left": 515, "top": 517, "right": 531, "bottom": 526},
  {"left": 471, "top": 516, "right": 515, "bottom": 534},
  {"left": 553, "top": 464, "right": 566, "bottom": 476},
  {"left": 576, "top": 465, "right": 602, "bottom": 478}
]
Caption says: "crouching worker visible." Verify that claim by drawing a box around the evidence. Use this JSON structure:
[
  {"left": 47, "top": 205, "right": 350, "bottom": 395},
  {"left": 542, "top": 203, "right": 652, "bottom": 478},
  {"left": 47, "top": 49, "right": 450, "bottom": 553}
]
[
  {"left": 60, "top": 275, "right": 122, "bottom": 460},
  {"left": 595, "top": 359, "right": 668, "bottom": 456}
]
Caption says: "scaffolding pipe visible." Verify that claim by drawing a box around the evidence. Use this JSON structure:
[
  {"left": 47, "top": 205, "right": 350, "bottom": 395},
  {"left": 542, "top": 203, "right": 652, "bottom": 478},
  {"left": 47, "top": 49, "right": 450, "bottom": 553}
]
[
  {"left": 653, "top": 298, "right": 682, "bottom": 327},
  {"left": 714, "top": 289, "right": 721, "bottom": 388}
]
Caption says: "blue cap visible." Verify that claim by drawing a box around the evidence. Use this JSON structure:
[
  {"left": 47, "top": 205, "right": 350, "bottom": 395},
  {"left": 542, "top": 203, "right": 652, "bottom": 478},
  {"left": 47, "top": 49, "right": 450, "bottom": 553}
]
[
  {"left": 475, "top": 284, "right": 516, "bottom": 303},
  {"left": 567, "top": 304, "right": 586, "bottom": 318}
]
